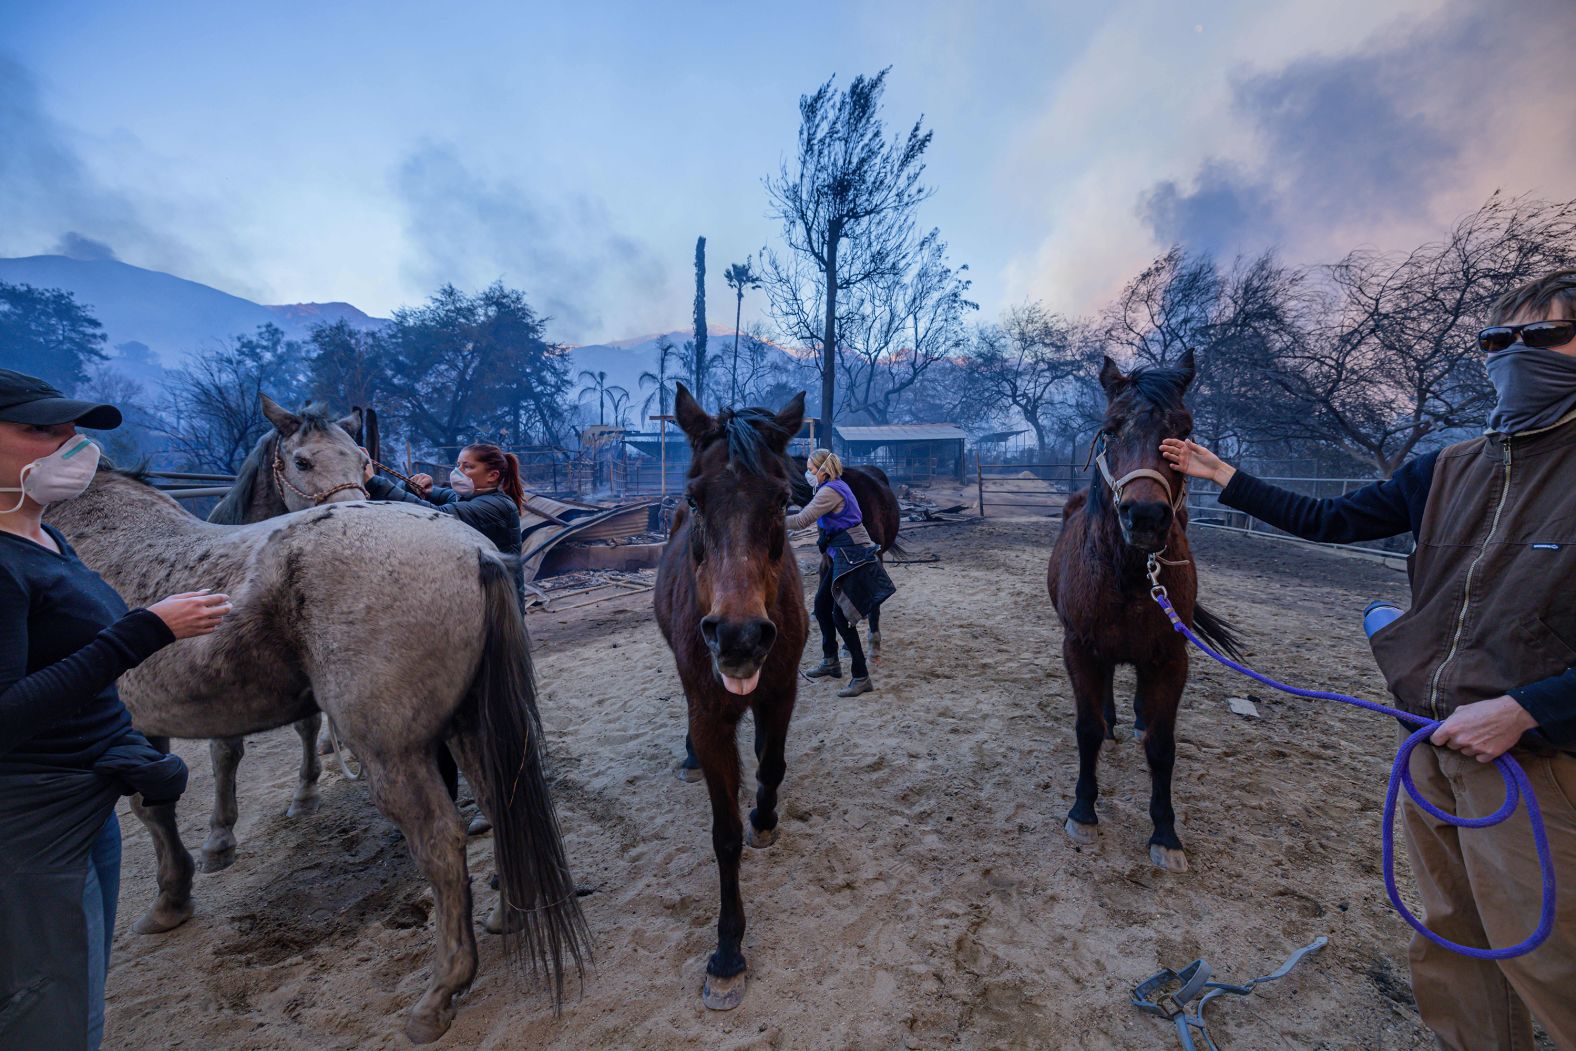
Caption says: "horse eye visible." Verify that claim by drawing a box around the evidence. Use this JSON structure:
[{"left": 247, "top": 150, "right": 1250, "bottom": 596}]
[
  {"left": 685, "top": 494, "right": 699, "bottom": 510},
  {"left": 294, "top": 457, "right": 311, "bottom": 471}
]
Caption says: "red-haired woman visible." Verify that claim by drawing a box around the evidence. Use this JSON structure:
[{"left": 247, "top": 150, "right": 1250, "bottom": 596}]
[{"left": 364, "top": 443, "right": 526, "bottom": 590}]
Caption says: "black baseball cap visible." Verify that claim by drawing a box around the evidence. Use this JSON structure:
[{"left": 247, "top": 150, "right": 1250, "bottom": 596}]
[{"left": 0, "top": 369, "right": 122, "bottom": 429}]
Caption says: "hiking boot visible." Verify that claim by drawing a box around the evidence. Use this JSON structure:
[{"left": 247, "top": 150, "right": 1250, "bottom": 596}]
[
  {"left": 837, "top": 676, "right": 873, "bottom": 697},
  {"left": 804, "top": 658, "right": 843, "bottom": 679}
]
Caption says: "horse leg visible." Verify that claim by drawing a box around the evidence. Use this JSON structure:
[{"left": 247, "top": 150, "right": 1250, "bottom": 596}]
[
  {"left": 867, "top": 602, "right": 882, "bottom": 661},
  {"left": 287, "top": 714, "right": 323, "bottom": 817},
  {"left": 1101, "top": 666, "right": 1119, "bottom": 743},
  {"left": 1063, "top": 641, "right": 1109, "bottom": 846},
  {"left": 131, "top": 737, "right": 196, "bottom": 933},
  {"left": 746, "top": 697, "right": 793, "bottom": 850},
  {"left": 201, "top": 736, "right": 243, "bottom": 872},
  {"left": 362, "top": 750, "right": 476, "bottom": 1044},
  {"left": 1136, "top": 662, "right": 1188, "bottom": 873},
  {"left": 691, "top": 709, "right": 749, "bottom": 1010}
]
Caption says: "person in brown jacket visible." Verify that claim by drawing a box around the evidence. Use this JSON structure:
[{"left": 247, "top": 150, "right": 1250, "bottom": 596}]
[{"left": 1161, "top": 270, "right": 1576, "bottom": 1051}]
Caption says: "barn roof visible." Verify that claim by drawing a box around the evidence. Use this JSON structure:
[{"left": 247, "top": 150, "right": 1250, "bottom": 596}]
[{"left": 834, "top": 423, "right": 967, "bottom": 443}]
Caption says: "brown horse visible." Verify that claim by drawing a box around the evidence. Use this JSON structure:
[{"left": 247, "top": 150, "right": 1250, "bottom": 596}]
[
  {"left": 1047, "top": 351, "right": 1241, "bottom": 873},
  {"left": 655, "top": 384, "right": 808, "bottom": 1010}
]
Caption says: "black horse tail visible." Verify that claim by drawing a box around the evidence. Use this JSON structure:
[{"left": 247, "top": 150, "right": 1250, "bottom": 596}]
[
  {"left": 883, "top": 537, "right": 908, "bottom": 559},
  {"left": 1192, "top": 602, "right": 1245, "bottom": 661},
  {"left": 467, "top": 552, "right": 590, "bottom": 1003}
]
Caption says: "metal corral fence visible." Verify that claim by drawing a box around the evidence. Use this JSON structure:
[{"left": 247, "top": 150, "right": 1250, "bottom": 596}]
[
  {"left": 1185, "top": 475, "right": 1413, "bottom": 562},
  {"left": 145, "top": 470, "right": 236, "bottom": 501},
  {"left": 976, "top": 462, "right": 1085, "bottom": 516}
]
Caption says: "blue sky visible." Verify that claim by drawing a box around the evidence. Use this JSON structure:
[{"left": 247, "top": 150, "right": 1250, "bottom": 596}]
[{"left": 4, "top": 0, "right": 1573, "bottom": 344}]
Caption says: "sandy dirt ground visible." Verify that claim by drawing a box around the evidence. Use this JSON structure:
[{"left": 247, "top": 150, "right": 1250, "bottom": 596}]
[{"left": 101, "top": 514, "right": 1546, "bottom": 1050}]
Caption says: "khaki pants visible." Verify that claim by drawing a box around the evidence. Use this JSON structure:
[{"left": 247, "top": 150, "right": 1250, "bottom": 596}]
[{"left": 1402, "top": 741, "right": 1576, "bottom": 1050}]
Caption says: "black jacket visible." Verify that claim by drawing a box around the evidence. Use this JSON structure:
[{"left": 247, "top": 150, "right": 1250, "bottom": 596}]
[
  {"left": 0, "top": 524, "right": 187, "bottom": 1048},
  {"left": 366, "top": 477, "right": 522, "bottom": 559}
]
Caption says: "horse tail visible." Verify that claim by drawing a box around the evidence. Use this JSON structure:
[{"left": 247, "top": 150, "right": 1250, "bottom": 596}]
[
  {"left": 1191, "top": 602, "right": 1245, "bottom": 661},
  {"left": 883, "top": 536, "right": 908, "bottom": 559},
  {"left": 467, "top": 552, "right": 590, "bottom": 1003}
]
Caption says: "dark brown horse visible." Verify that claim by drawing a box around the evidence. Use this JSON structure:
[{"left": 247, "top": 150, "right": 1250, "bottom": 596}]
[
  {"left": 789, "top": 458, "right": 902, "bottom": 656},
  {"left": 1047, "top": 351, "right": 1241, "bottom": 873},
  {"left": 656, "top": 385, "right": 809, "bottom": 1010}
]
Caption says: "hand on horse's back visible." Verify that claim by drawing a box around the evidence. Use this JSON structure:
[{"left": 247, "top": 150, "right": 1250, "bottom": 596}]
[{"left": 149, "top": 590, "right": 232, "bottom": 639}]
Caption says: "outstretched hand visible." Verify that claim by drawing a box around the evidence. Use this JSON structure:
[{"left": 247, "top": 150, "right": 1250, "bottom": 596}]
[
  {"left": 1160, "top": 438, "right": 1236, "bottom": 487},
  {"left": 410, "top": 473, "right": 434, "bottom": 497}
]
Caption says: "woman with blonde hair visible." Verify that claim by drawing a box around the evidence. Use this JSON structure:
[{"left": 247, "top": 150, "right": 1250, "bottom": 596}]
[{"left": 786, "top": 448, "right": 894, "bottom": 697}]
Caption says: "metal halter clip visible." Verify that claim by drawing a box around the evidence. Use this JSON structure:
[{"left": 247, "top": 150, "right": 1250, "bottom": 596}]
[{"left": 1146, "top": 552, "right": 1167, "bottom": 599}]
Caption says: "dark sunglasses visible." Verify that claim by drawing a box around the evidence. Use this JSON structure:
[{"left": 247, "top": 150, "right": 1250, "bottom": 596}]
[{"left": 1476, "top": 320, "right": 1576, "bottom": 354}]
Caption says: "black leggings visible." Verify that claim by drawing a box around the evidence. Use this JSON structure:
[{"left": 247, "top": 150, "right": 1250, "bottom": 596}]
[{"left": 814, "top": 565, "right": 868, "bottom": 678}]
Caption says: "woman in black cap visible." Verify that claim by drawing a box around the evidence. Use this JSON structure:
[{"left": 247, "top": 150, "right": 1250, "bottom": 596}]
[{"left": 0, "top": 368, "right": 233, "bottom": 1049}]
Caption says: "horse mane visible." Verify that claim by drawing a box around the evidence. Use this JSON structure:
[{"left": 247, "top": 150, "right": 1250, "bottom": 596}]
[
  {"left": 702, "top": 406, "right": 790, "bottom": 477},
  {"left": 1121, "top": 361, "right": 1191, "bottom": 414},
  {"left": 209, "top": 403, "right": 344, "bottom": 525}
]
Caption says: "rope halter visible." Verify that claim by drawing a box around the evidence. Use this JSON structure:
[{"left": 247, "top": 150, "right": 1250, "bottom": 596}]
[{"left": 272, "top": 450, "right": 369, "bottom": 506}]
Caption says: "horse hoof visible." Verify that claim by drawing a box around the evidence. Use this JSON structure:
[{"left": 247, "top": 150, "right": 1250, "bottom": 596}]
[
  {"left": 286, "top": 794, "right": 320, "bottom": 818},
  {"left": 1149, "top": 845, "right": 1190, "bottom": 873},
  {"left": 746, "top": 823, "right": 778, "bottom": 849},
  {"left": 675, "top": 761, "right": 703, "bottom": 783},
  {"left": 1064, "top": 818, "right": 1099, "bottom": 846},
  {"left": 133, "top": 899, "right": 194, "bottom": 934},
  {"left": 702, "top": 970, "right": 747, "bottom": 1011},
  {"left": 404, "top": 1005, "right": 455, "bottom": 1045},
  {"left": 467, "top": 813, "right": 493, "bottom": 836},
  {"left": 199, "top": 845, "right": 236, "bottom": 873}
]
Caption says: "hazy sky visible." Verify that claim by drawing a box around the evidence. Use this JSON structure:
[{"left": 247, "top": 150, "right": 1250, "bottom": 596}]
[{"left": 3, "top": 0, "right": 1573, "bottom": 344}]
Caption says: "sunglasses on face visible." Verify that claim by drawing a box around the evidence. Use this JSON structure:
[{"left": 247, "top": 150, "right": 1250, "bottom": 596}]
[{"left": 1476, "top": 320, "right": 1576, "bottom": 354}]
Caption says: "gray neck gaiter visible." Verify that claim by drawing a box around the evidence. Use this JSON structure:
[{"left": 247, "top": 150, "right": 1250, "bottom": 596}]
[{"left": 1485, "top": 343, "right": 1576, "bottom": 434}]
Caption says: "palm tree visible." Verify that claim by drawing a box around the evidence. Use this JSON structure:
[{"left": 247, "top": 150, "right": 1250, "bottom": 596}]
[
  {"left": 723, "top": 258, "right": 762, "bottom": 405},
  {"left": 577, "top": 369, "right": 619, "bottom": 426},
  {"left": 638, "top": 335, "right": 680, "bottom": 424},
  {"left": 607, "top": 386, "right": 633, "bottom": 430}
]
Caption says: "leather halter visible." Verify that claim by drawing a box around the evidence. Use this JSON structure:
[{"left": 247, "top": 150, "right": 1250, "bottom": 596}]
[
  {"left": 1085, "top": 431, "right": 1186, "bottom": 512},
  {"left": 272, "top": 450, "right": 369, "bottom": 505}
]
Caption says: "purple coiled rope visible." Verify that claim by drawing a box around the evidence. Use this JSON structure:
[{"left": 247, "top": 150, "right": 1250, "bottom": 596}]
[{"left": 1149, "top": 588, "right": 1556, "bottom": 960}]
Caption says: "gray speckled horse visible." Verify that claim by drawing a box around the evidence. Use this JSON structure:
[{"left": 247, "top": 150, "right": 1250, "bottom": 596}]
[
  {"left": 201, "top": 394, "right": 369, "bottom": 871},
  {"left": 48, "top": 468, "right": 588, "bottom": 1043}
]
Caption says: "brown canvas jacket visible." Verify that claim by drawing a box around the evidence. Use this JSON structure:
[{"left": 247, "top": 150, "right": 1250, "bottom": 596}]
[{"left": 1369, "top": 418, "right": 1576, "bottom": 733}]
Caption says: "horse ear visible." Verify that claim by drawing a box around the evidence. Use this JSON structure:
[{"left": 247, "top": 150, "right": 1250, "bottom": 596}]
[
  {"left": 1098, "top": 355, "right": 1125, "bottom": 396},
  {"left": 673, "top": 383, "right": 713, "bottom": 442},
  {"left": 336, "top": 407, "right": 363, "bottom": 439},
  {"left": 1176, "top": 348, "right": 1197, "bottom": 388},
  {"left": 770, "top": 391, "right": 807, "bottom": 452},
  {"left": 260, "top": 394, "right": 302, "bottom": 438}
]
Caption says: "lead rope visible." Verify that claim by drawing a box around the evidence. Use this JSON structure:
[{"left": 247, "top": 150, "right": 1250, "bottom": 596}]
[{"left": 1145, "top": 553, "right": 1556, "bottom": 959}]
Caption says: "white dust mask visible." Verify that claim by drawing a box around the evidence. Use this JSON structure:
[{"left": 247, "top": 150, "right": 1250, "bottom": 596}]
[
  {"left": 804, "top": 469, "right": 819, "bottom": 487},
  {"left": 1, "top": 435, "right": 101, "bottom": 513},
  {"left": 448, "top": 469, "right": 475, "bottom": 496}
]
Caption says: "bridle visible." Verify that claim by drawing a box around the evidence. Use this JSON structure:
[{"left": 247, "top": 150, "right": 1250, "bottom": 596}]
[
  {"left": 272, "top": 449, "right": 369, "bottom": 505},
  {"left": 1084, "top": 430, "right": 1187, "bottom": 513}
]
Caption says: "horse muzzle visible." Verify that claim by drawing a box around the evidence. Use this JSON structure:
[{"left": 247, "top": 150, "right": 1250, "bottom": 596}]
[
  {"left": 700, "top": 615, "right": 777, "bottom": 696},
  {"left": 1119, "top": 499, "right": 1173, "bottom": 554}
]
